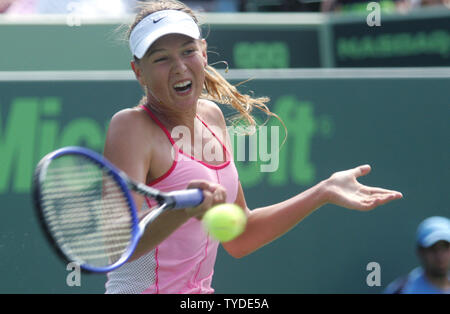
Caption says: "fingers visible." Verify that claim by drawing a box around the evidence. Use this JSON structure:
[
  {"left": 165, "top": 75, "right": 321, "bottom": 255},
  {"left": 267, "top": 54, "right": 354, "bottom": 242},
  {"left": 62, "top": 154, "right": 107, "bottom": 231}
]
[
  {"left": 356, "top": 187, "right": 403, "bottom": 211},
  {"left": 361, "top": 186, "right": 403, "bottom": 197},
  {"left": 353, "top": 164, "right": 371, "bottom": 178},
  {"left": 360, "top": 192, "right": 403, "bottom": 211},
  {"left": 186, "top": 180, "right": 227, "bottom": 219},
  {"left": 354, "top": 165, "right": 403, "bottom": 200},
  {"left": 187, "top": 180, "right": 227, "bottom": 203},
  {"left": 187, "top": 180, "right": 214, "bottom": 191}
]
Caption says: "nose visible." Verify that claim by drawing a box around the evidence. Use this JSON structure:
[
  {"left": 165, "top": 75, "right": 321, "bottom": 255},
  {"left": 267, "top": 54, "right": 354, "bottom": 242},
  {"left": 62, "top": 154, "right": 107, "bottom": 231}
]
[{"left": 172, "top": 56, "right": 187, "bottom": 75}]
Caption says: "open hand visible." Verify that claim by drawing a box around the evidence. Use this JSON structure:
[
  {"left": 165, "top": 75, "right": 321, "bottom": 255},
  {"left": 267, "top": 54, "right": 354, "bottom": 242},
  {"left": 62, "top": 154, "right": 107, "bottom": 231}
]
[{"left": 324, "top": 165, "right": 403, "bottom": 211}]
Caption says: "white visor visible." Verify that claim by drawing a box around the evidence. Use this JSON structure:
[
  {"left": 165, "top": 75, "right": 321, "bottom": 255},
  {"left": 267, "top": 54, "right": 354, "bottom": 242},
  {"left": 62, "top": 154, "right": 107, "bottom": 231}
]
[{"left": 129, "top": 10, "right": 201, "bottom": 59}]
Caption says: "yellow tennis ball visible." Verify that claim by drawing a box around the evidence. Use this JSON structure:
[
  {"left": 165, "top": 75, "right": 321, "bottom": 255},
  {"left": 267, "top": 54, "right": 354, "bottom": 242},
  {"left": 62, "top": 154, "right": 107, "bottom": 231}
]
[{"left": 202, "top": 203, "right": 247, "bottom": 242}]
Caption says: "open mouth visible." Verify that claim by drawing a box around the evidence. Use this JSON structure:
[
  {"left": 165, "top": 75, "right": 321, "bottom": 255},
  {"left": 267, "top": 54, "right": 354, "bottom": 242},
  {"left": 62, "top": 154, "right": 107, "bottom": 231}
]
[{"left": 173, "top": 80, "right": 192, "bottom": 93}]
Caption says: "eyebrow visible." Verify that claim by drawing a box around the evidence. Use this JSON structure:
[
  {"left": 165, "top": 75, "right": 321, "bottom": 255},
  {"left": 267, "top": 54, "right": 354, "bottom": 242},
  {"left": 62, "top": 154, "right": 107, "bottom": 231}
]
[{"left": 146, "top": 39, "right": 196, "bottom": 58}]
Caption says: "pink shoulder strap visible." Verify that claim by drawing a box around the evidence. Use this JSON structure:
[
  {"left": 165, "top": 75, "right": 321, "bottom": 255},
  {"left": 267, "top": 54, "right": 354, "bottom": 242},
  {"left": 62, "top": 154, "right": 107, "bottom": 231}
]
[
  {"left": 140, "top": 104, "right": 230, "bottom": 159},
  {"left": 140, "top": 104, "right": 175, "bottom": 146},
  {"left": 195, "top": 114, "right": 230, "bottom": 156}
]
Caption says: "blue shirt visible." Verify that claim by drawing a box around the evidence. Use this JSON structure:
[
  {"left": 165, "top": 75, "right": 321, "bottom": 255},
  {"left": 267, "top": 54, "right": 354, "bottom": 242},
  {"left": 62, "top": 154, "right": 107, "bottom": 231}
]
[{"left": 384, "top": 267, "right": 450, "bottom": 294}]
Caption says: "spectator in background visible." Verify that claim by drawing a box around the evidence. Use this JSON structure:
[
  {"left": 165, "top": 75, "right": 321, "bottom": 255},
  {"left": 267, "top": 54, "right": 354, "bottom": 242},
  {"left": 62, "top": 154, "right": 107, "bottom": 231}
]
[
  {"left": 0, "top": 0, "right": 14, "bottom": 13},
  {"left": 384, "top": 216, "right": 450, "bottom": 294},
  {"left": 4, "top": 0, "right": 37, "bottom": 14},
  {"left": 421, "top": 0, "right": 447, "bottom": 5},
  {"left": 181, "top": 0, "right": 239, "bottom": 12},
  {"left": 320, "top": 0, "right": 449, "bottom": 12},
  {"left": 5, "top": 0, "right": 135, "bottom": 16},
  {"left": 216, "top": 0, "right": 239, "bottom": 11},
  {"left": 240, "top": 0, "right": 317, "bottom": 12},
  {"left": 3, "top": 0, "right": 241, "bottom": 14},
  {"left": 321, "top": 0, "right": 400, "bottom": 13}
]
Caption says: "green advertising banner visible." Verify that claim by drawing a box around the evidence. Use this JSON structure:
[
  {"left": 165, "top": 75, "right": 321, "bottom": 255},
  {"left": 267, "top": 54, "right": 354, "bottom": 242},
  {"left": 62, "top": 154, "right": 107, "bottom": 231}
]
[
  {"left": 0, "top": 69, "right": 449, "bottom": 293},
  {"left": 331, "top": 9, "right": 450, "bottom": 67},
  {"left": 204, "top": 24, "right": 321, "bottom": 69}
]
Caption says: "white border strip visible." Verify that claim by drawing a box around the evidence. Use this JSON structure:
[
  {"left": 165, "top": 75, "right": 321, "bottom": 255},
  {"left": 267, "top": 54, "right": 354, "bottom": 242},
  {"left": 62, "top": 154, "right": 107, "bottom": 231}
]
[
  {"left": 0, "top": 14, "right": 132, "bottom": 25},
  {"left": 0, "top": 68, "right": 449, "bottom": 82}
]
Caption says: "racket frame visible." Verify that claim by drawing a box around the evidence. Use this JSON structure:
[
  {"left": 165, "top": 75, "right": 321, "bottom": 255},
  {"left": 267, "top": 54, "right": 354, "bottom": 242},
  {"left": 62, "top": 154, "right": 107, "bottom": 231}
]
[{"left": 33, "top": 147, "right": 153, "bottom": 273}]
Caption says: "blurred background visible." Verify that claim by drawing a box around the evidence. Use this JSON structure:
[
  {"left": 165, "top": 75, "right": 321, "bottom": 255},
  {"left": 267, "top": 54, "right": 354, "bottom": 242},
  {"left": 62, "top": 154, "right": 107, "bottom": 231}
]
[{"left": 0, "top": 0, "right": 449, "bottom": 294}]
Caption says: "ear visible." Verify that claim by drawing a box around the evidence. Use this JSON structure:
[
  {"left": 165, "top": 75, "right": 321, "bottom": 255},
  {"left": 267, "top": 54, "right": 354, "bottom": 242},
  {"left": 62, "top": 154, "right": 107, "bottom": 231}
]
[
  {"left": 200, "top": 39, "right": 208, "bottom": 67},
  {"left": 131, "top": 60, "right": 145, "bottom": 87}
]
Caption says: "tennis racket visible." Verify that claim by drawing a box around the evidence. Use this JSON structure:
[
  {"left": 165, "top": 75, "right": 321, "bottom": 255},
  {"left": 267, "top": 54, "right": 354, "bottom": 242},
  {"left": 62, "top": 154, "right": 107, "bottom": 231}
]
[{"left": 33, "top": 146, "right": 204, "bottom": 273}]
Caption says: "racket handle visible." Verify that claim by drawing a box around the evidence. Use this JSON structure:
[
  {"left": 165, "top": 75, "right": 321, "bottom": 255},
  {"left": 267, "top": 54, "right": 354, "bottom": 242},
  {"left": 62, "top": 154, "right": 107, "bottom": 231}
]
[{"left": 170, "top": 188, "right": 204, "bottom": 209}]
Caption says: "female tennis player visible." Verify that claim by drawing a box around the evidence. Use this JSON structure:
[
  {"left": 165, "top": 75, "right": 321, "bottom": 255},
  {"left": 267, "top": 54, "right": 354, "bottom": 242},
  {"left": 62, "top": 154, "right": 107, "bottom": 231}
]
[{"left": 103, "top": 0, "right": 403, "bottom": 294}]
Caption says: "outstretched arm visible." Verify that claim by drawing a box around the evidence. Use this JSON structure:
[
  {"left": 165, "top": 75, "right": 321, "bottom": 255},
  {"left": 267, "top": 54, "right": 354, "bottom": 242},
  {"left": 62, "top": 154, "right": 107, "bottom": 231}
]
[{"left": 222, "top": 164, "right": 403, "bottom": 258}]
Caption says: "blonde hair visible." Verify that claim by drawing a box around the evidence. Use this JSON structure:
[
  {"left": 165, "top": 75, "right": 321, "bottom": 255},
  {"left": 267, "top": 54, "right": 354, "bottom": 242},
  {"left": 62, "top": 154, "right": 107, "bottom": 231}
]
[{"left": 128, "top": 0, "right": 286, "bottom": 137}]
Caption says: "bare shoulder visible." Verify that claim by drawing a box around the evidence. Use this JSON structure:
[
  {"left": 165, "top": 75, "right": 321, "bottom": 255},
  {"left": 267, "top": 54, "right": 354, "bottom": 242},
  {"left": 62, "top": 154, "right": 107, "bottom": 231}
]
[
  {"left": 197, "top": 99, "right": 227, "bottom": 129},
  {"left": 109, "top": 107, "right": 149, "bottom": 130},
  {"left": 104, "top": 107, "right": 159, "bottom": 182},
  {"left": 107, "top": 107, "right": 161, "bottom": 141}
]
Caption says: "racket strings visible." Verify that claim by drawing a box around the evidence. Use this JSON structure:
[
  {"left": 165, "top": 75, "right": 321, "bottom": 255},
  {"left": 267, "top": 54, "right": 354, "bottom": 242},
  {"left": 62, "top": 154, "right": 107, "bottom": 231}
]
[{"left": 40, "top": 155, "right": 135, "bottom": 268}]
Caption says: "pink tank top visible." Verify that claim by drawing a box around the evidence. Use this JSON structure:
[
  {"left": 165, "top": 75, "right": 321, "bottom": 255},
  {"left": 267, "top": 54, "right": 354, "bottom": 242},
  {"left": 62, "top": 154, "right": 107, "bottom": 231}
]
[{"left": 105, "top": 105, "right": 239, "bottom": 294}]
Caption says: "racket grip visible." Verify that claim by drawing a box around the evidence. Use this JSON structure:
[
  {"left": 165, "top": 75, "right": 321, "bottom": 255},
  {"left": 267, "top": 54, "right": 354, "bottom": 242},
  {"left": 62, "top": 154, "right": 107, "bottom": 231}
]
[{"left": 170, "top": 188, "right": 204, "bottom": 209}]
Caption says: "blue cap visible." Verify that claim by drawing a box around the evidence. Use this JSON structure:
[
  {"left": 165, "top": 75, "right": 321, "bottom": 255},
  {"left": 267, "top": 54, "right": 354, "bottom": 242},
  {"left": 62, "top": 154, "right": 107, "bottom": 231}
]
[{"left": 416, "top": 216, "right": 450, "bottom": 248}]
